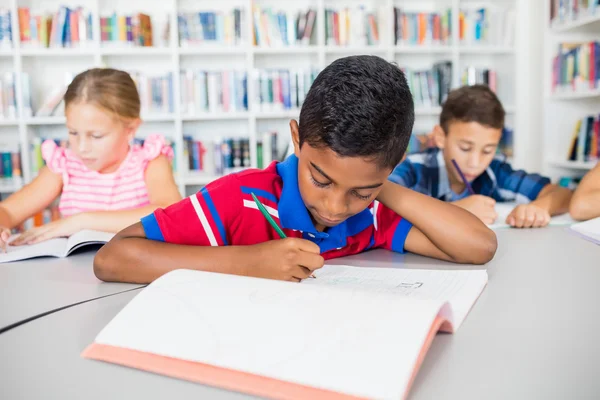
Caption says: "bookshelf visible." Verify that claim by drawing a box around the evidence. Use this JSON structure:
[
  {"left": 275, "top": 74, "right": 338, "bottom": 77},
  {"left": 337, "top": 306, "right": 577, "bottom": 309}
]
[
  {"left": 0, "top": 0, "right": 532, "bottom": 197},
  {"left": 544, "top": 1, "right": 600, "bottom": 180}
]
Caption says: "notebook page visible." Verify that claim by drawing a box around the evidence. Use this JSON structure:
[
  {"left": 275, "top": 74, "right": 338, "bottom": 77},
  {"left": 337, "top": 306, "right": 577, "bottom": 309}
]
[
  {"left": 489, "top": 202, "right": 576, "bottom": 229},
  {"left": 570, "top": 217, "right": 600, "bottom": 244},
  {"left": 0, "top": 237, "right": 69, "bottom": 262},
  {"left": 66, "top": 230, "right": 114, "bottom": 254},
  {"left": 305, "top": 266, "right": 487, "bottom": 330},
  {"left": 94, "top": 269, "right": 447, "bottom": 399}
]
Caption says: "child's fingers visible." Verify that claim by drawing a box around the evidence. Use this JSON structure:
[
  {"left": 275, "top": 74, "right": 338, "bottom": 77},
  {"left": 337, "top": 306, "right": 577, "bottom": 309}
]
[
  {"left": 293, "top": 238, "right": 321, "bottom": 254},
  {"left": 296, "top": 251, "right": 325, "bottom": 272}
]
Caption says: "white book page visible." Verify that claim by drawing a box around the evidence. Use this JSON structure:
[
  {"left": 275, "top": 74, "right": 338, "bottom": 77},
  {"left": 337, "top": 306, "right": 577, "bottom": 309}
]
[
  {"left": 95, "top": 269, "right": 446, "bottom": 400},
  {"left": 65, "top": 230, "right": 114, "bottom": 254},
  {"left": 570, "top": 217, "right": 600, "bottom": 244},
  {"left": 304, "top": 265, "right": 488, "bottom": 330},
  {"left": 0, "top": 237, "right": 69, "bottom": 262},
  {"left": 489, "top": 202, "right": 576, "bottom": 229}
]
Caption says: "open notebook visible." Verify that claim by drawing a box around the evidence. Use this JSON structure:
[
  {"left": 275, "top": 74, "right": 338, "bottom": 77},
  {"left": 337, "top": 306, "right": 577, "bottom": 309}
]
[
  {"left": 83, "top": 265, "right": 488, "bottom": 399},
  {"left": 570, "top": 217, "right": 600, "bottom": 245},
  {"left": 488, "top": 202, "right": 576, "bottom": 229},
  {"left": 0, "top": 229, "right": 114, "bottom": 263}
]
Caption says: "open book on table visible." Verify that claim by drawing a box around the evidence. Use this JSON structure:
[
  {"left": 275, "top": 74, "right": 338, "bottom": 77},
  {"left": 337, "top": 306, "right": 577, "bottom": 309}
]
[
  {"left": 570, "top": 216, "right": 600, "bottom": 245},
  {"left": 488, "top": 202, "right": 576, "bottom": 229},
  {"left": 0, "top": 229, "right": 114, "bottom": 263},
  {"left": 83, "top": 264, "right": 488, "bottom": 399}
]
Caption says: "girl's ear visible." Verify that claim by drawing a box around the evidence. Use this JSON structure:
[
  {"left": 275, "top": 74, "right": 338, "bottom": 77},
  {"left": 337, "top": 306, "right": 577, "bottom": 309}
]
[
  {"left": 124, "top": 118, "right": 142, "bottom": 142},
  {"left": 432, "top": 125, "right": 446, "bottom": 149}
]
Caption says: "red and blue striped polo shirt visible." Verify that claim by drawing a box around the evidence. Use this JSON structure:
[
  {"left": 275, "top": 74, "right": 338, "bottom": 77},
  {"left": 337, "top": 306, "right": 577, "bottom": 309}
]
[{"left": 141, "top": 155, "right": 413, "bottom": 258}]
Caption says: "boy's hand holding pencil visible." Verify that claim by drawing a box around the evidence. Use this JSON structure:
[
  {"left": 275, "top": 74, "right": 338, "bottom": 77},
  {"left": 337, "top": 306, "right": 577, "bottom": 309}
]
[
  {"left": 251, "top": 193, "right": 321, "bottom": 281},
  {"left": 252, "top": 238, "right": 324, "bottom": 282}
]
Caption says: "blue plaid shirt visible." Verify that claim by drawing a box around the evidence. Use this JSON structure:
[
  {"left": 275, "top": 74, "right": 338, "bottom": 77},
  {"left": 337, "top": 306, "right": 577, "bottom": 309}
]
[{"left": 389, "top": 148, "right": 551, "bottom": 203}]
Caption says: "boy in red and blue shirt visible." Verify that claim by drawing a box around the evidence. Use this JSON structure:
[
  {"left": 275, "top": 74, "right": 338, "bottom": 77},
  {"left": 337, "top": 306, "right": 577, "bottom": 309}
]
[{"left": 95, "top": 56, "right": 497, "bottom": 284}]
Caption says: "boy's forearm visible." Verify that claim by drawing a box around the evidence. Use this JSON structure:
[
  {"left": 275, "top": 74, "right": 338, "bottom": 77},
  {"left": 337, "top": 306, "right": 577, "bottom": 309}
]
[
  {"left": 94, "top": 227, "right": 255, "bottom": 284},
  {"left": 378, "top": 182, "right": 496, "bottom": 262},
  {"left": 532, "top": 184, "right": 572, "bottom": 216}
]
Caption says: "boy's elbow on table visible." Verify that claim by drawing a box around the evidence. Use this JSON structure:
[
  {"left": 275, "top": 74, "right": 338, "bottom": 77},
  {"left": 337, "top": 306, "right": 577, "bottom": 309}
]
[
  {"left": 93, "top": 238, "right": 125, "bottom": 282},
  {"left": 456, "top": 228, "right": 498, "bottom": 265}
]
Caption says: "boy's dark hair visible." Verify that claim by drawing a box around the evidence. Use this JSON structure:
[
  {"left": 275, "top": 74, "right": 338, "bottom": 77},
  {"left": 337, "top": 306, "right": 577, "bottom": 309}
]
[
  {"left": 440, "top": 84, "right": 505, "bottom": 133},
  {"left": 298, "top": 55, "right": 414, "bottom": 169}
]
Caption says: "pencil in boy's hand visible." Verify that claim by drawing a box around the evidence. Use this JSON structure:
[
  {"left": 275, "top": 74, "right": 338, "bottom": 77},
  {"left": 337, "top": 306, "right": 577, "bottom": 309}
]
[
  {"left": 451, "top": 159, "right": 475, "bottom": 195},
  {"left": 251, "top": 192, "right": 316, "bottom": 279}
]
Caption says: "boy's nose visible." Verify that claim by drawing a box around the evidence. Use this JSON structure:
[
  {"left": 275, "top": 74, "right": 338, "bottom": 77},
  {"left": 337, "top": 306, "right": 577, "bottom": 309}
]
[{"left": 324, "top": 192, "right": 347, "bottom": 218}]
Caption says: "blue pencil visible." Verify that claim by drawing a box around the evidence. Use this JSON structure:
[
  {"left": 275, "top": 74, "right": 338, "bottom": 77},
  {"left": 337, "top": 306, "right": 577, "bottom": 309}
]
[{"left": 451, "top": 159, "right": 475, "bottom": 195}]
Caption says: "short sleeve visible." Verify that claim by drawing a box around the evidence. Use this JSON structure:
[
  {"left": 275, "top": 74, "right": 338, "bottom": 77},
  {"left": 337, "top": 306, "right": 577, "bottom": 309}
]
[
  {"left": 141, "top": 174, "right": 242, "bottom": 246},
  {"left": 389, "top": 159, "right": 417, "bottom": 188},
  {"left": 491, "top": 159, "right": 551, "bottom": 202},
  {"left": 142, "top": 134, "right": 174, "bottom": 162},
  {"left": 41, "top": 139, "right": 67, "bottom": 174},
  {"left": 372, "top": 201, "right": 413, "bottom": 253}
]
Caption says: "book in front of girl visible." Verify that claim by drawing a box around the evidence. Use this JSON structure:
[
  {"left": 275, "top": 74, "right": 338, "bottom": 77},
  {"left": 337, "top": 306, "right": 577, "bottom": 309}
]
[{"left": 83, "top": 265, "right": 487, "bottom": 399}]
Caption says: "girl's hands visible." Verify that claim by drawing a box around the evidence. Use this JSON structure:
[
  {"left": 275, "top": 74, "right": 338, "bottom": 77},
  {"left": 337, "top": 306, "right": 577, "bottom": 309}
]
[{"left": 10, "top": 214, "right": 84, "bottom": 246}]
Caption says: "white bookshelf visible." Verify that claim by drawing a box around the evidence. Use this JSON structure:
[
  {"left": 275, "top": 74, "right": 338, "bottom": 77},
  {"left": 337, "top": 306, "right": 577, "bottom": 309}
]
[
  {"left": 543, "top": 2, "right": 600, "bottom": 180},
  {"left": 0, "top": 0, "right": 533, "bottom": 196}
]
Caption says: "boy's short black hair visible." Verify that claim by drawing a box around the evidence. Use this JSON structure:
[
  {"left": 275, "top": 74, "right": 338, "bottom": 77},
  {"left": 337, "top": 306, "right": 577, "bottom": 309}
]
[
  {"left": 440, "top": 84, "right": 505, "bottom": 133},
  {"left": 298, "top": 55, "right": 414, "bottom": 169}
]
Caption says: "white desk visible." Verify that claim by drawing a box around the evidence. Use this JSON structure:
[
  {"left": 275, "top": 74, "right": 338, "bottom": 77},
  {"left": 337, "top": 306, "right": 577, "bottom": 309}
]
[
  {"left": 1, "top": 228, "right": 599, "bottom": 399},
  {"left": 0, "top": 250, "right": 143, "bottom": 332}
]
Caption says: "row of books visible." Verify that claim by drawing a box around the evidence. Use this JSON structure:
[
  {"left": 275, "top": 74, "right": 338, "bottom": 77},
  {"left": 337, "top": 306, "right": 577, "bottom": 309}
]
[
  {"left": 129, "top": 72, "right": 175, "bottom": 115},
  {"left": 567, "top": 114, "right": 600, "bottom": 162},
  {"left": 253, "top": 6, "right": 316, "bottom": 47},
  {"left": 0, "top": 9, "right": 12, "bottom": 49},
  {"left": 403, "top": 62, "right": 452, "bottom": 108},
  {"left": 552, "top": 41, "right": 600, "bottom": 93},
  {"left": 462, "top": 67, "right": 497, "bottom": 93},
  {"left": 0, "top": 72, "right": 18, "bottom": 119},
  {"left": 100, "top": 13, "right": 159, "bottom": 47},
  {"left": 394, "top": 9, "right": 452, "bottom": 46},
  {"left": 0, "top": 143, "right": 22, "bottom": 185},
  {"left": 550, "top": 0, "right": 600, "bottom": 25},
  {"left": 406, "top": 127, "right": 513, "bottom": 157},
  {"left": 18, "top": 6, "right": 93, "bottom": 48},
  {"left": 180, "top": 70, "right": 248, "bottom": 115},
  {"left": 325, "top": 7, "right": 380, "bottom": 47},
  {"left": 184, "top": 132, "right": 280, "bottom": 175},
  {"left": 459, "top": 8, "right": 515, "bottom": 46},
  {"left": 178, "top": 9, "right": 244, "bottom": 47},
  {"left": 254, "top": 68, "right": 319, "bottom": 112}
]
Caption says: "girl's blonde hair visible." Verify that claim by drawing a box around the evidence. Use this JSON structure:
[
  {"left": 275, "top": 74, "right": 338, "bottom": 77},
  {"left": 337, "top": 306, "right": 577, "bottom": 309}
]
[{"left": 64, "top": 68, "right": 141, "bottom": 121}]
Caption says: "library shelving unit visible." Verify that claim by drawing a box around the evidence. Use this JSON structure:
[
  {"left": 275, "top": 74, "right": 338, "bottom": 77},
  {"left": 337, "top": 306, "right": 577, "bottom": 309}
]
[
  {"left": 0, "top": 0, "right": 534, "bottom": 196},
  {"left": 543, "top": 2, "right": 600, "bottom": 180}
]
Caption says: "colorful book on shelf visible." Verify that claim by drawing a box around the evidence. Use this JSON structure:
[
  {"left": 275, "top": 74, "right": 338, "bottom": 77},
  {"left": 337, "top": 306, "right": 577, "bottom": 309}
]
[
  {"left": 0, "top": 9, "right": 12, "bottom": 49},
  {"left": 254, "top": 68, "right": 319, "bottom": 112},
  {"left": 252, "top": 5, "right": 316, "bottom": 47},
  {"left": 18, "top": 6, "right": 93, "bottom": 48},
  {"left": 129, "top": 72, "right": 174, "bottom": 114},
  {"left": 83, "top": 266, "right": 487, "bottom": 399},
  {"left": 101, "top": 12, "right": 160, "bottom": 47},
  {"left": 184, "top": 136, "right": 252, "bottom": 176},
  {"left": 178, "top": 9, "right": 244, "bottom": 47},
  {"left": 567, "top": 114, "right": 600, "bottom": 162},
  {"left": 402, "top": 61, "right": 452, "bottom": 108},
  {"left": 180, "top": 69, "right": 248, "bottom": 114},
  {"left": 459, "top": 7, "right": 515, "bottom": 46},
  {"left": 552, "top": 41, "right": 600, "bottom": 92},
  {"left": 394, "top": 8, "right": 452, "bottom": 46},
  {"left": 462, "top": 66, "right": 497, "bottom": 92},
  {"left": 550, "top": 0, "right": 600, "bottom": 25},
  {"left": 325, "top": 6, "right": 382, "bottom": 47}
]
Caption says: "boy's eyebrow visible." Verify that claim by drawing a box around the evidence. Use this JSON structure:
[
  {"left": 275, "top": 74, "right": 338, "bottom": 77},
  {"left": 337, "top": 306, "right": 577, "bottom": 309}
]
[{"left": 310, "top": 162, "right": 383, "bottom": 190}]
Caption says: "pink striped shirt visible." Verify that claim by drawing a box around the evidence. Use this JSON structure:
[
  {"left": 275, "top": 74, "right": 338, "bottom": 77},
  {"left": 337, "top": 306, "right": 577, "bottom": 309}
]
[{"left": 42, "top": 134, "right": 174, "bottom": 217}]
